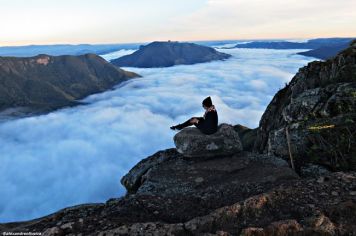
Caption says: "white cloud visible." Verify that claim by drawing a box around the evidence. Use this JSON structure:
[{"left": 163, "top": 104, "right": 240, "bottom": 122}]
[
  {"left": 0, "top": 47, "right": 314, "bottom": 222},
  {"left": 249, "top": 79, "right": 268, "bottom": 91},
  {"left": 101, "top": 49, "right": 136, "bottom": 61}
]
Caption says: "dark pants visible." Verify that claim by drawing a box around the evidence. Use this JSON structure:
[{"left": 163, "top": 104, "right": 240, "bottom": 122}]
[{"left": 178, "top": 117, "right": 203, "bottom": 129}]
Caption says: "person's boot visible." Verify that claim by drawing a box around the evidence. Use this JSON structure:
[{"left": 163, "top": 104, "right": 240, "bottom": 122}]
[
  {"left": 170, "top": 125, "right": 178, "bottom": 130},
  {"left": 170, "top": 124, "right": 184, "bottom": 130},
  {"left": 170, "top": 120, "right": 191, "bottom": 130}
]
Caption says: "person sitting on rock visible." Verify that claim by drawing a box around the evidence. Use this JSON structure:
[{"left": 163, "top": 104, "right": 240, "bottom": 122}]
[{"left": 170, "top": 96, "right": 218, "bottom": 135}]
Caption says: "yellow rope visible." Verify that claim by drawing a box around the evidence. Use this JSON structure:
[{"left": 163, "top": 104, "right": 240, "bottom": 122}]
[
  {"left": 308, "top": 124, "right": 335, "bottom": 130},
  {"left": 285, "top": 126, "right": 295, "bottom": 170}
]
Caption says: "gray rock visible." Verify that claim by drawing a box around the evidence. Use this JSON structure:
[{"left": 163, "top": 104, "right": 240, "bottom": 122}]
[
  {"left": 300, "top": 163, "right": 331, "bottom": 178},
  {"left": 233, "top": 124, "right": 258, "bottom": 151},
  {"left": 121, "top": 148, "right": 181, "bottom": 193},
  {"left": 134, "top": 151, "right": 298, "bottom": 199},
  {"left": 97, "top": 172, "right": 356, "bottom": 236},
  {"left": 173, "top": 123, "right": 242, "bottom": 158}
]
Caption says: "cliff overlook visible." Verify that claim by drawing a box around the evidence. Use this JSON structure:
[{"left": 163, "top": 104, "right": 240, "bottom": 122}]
[{"left": 0, "top": 42, "right": 355, "bottom": 235}]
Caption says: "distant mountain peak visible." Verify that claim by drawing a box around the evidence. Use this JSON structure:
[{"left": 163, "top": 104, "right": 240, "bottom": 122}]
[{"left": 111, "top": 41, "right": 231, "bottom": 68}]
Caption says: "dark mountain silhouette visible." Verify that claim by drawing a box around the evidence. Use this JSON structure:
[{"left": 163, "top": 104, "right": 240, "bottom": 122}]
[
  {"left": 233, "top": 38, "right": 353, "bottom": 50},
  {"left": 111, "top": 41, "right": 231, "bottom": 68},
  {"left": 297, "top": 40, "right": 353, "bottom": 59},
  {"left": 0, "top": 54, "right": 139, "bottom": 113},
  {"left": 233, "top": 38, "right": 355, "bottom": 60}
]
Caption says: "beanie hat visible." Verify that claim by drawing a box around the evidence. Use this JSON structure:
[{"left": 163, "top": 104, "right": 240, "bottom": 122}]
[{"left": 202, "top": 96, "right": 213, "bottom": 107}]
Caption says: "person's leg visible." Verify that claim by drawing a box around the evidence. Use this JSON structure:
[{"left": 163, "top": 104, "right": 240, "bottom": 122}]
[{"left": 170, "top": 117, "right": 196, "bottom": 130}]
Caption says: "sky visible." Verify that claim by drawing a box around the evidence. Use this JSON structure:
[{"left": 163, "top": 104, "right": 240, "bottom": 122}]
[{"left": 0, "top": 0, "right": 355, "bottom": 46}]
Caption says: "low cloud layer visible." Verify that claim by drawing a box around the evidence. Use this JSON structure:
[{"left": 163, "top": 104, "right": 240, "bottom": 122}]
[{"left": 0, "top": 48, "right": 314, "bottom": 222}]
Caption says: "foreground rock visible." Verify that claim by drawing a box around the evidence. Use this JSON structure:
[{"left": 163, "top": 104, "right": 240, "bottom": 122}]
[
  {"left": 173, "top": 123, "right": 242, "bottom": 158},
  {"left": 111, "top": 41, "right": 231, "bottom": 68},
  {"left": 0, "top": 149, "right": 299, "bottom": 235},
  {"left": 3, "top": 166, "right": 354, "bottom": 235},
  {"left": 254, "top": 40, "right": 356, "bottom": 171},
  {"left": 0, "top": 54, "right": 139, "bottom": 113},
  {"left": 102, "top": 172, "right": 356, "bottom": 236}
]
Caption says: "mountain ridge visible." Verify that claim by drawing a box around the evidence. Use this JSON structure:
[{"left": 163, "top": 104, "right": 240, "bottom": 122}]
[
  {"left": 0, "top": 53, "right": 139, "bottom": 114},
  {"left": 0, "top": 44, "right": 141, "bottom": 57},
  {"left": 232, "top": 37, "right": 355, "bottom": 60}
]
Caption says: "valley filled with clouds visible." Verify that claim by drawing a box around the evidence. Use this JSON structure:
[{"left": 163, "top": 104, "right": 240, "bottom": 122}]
[{"left": 0, "top": 48, "right": 314, "bottom": 222}]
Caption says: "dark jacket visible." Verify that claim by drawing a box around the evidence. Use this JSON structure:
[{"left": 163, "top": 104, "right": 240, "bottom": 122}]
[{"left": 195, "top": 108, "right": 218, "bottom": 135}]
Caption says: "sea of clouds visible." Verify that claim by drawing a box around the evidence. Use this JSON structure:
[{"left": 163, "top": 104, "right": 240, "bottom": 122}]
[{"left": 0, "top": 47, "right": 314, "bottom": 222}]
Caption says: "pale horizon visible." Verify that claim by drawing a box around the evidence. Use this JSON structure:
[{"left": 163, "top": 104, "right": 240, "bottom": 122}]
[
  {"left": 1, "top": 36, "right": 356, "bottom": 47},
  {"left": 1, "top": 0, "right": 355, "bottom": 47}
]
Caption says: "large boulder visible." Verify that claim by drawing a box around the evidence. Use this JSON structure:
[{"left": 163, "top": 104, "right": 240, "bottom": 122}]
[{"left": 173, "top": 123, "right": 242, "bottom": 157}]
